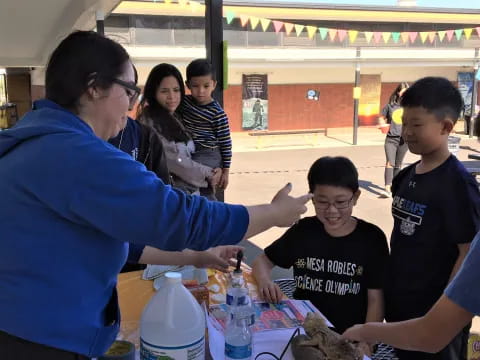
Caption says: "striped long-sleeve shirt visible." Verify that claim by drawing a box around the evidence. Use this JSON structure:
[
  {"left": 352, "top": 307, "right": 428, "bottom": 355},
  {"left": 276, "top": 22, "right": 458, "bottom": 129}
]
[{"left": 181, "top": 95, "right": 232, "bottom": 168}]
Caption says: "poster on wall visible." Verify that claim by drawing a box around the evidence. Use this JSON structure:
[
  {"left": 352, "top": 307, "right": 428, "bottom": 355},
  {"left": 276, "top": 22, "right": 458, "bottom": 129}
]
[
  {"left": 358, "top": 74, "right": 381, "bottom": 126},
  {"left": 458, "top": 72, "right": 474, "bottom": 117},
  {"left": 242, "top": 74, "right": 268, "bottom": 130}
]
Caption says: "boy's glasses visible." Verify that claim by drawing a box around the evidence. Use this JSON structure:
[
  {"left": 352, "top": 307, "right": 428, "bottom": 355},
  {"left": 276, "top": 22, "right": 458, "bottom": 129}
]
[
  {"left": 313, "top": 195, "right": 354, "bottom": 210},
  {"left": 111, "top": 78, "right": 141, "bottom": 107}
]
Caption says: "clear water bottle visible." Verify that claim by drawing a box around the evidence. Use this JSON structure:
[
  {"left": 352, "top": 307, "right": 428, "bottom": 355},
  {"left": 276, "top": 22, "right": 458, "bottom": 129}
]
[{"left": 224, "top": 301, "right": 253, "bottom": 360}]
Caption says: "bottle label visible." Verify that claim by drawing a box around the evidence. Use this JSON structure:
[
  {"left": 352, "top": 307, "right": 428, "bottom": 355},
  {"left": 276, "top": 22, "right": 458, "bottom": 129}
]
[
  {"left": 225, "top": 342, "right": 252, "bottom": 359},
  {"left": 140, "top": 336, "right": 204, "bottom": 360},
  {"left": 226, "top": 294, "right": 247, "bottom": 306}
]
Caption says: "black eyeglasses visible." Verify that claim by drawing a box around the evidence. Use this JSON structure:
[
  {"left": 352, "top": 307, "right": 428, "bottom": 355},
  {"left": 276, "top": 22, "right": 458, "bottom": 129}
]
[
  {"left": 111, "top": 78, "right": 141, "bottom": 107},
  {"left": 313, "top": 195, "right": 355, "bottom": 210}
]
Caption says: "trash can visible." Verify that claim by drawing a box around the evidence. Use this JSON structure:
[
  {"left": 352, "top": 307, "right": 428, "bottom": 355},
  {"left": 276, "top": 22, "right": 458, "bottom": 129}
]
[{"left": 448, "top": 136, "right": 461, "bottom": 156}]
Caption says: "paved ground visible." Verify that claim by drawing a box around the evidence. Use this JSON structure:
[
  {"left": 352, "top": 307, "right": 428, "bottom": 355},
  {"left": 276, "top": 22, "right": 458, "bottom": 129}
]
[{"left": 225, "top": 124, "right": 480, "bottom": 332}]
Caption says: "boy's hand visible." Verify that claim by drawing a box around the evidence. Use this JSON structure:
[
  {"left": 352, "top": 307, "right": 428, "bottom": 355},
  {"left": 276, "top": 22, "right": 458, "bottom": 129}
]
[
  {"left": 218, "top": 168, "right": 230, "bottom": 189},
  {"left": 208, "top": 168, "right": 222, "bottom": 188},
  {"left": 258, "top": 279, "right": 283, "bottom": 303}
]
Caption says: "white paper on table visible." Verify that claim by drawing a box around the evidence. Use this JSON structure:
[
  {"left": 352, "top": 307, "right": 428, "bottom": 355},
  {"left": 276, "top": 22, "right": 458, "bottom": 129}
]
[{"left": 206, "top": 315, "right": 370, "bottom": 360}]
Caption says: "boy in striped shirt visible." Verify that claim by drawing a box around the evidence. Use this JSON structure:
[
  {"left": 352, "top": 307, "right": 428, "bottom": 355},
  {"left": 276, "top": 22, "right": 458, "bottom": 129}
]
[{"left": 181, "top": 59, "right": 232, "bottom": 201}]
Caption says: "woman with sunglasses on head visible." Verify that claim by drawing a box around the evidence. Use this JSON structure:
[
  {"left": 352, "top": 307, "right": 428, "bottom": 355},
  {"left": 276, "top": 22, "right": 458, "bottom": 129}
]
[
  {"left": 136, "top": 63, "right": 221, "bottom": 196},
  {"left": 0, "top": 31, "right": 312, "bottom": 360}
]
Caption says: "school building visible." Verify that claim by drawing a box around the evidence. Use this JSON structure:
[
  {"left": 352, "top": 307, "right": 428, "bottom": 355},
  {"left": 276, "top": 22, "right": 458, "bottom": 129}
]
[{"left": 14, "top": 0, "right": 480, "bottom": 132}]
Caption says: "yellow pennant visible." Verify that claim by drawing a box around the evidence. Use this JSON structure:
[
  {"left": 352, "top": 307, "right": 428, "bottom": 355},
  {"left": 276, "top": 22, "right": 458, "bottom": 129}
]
[
  {"left": 382, "top": 32, "right": 391, "bottom": 43},
  {"left": 295, "top": 24, "right": 305, "bottom": 37},
  {"left": 307, "top": 26, "right": 317, "bottom": 39},
  {"left": 364, "top": 32, "right": 373, "bottom": 43},
  {"left": 348, "top": 30, "right": 358, "bottom": 43},
  {"left": 250, "top": 16, "right": 260, "bottom": 30},
  {"left": 464, "top": 28, "right": 473, "bottom": 40},
  {"left": 420, "top": 32, "right": 428, "bottom": 43},
  {"left": 260, "top": 18, "right": 271, "bottom": 32}
]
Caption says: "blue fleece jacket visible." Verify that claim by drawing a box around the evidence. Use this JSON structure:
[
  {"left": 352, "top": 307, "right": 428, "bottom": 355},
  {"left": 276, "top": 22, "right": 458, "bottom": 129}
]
[{"left": 0, "top": 100, "right": 249, "bottom": 356}]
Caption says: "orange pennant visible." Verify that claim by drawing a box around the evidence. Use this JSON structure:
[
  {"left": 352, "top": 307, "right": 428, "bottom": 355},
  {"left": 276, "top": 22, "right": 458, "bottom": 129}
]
[
  {"left": 239, "top": 15, "right": 249, "bottom": 27},
  {"left": 401, "top": 32, "right": 409, "bottom": 43},
  {"left": 284, "top": 23, "right": 294, "bottom": 36},
  {"left": 328, "top": 29, "right": 337, "bottom": 41},
  {"left": 428, "top": 32, "right": 436, "bottom": 43}
]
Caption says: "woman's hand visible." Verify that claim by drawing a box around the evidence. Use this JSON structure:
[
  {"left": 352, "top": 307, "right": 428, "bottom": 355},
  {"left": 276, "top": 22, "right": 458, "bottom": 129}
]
[
  {"left": 257, "top": 279, "right": 283, "bottom": 303},
  {"left": 207, "top": 245, "right": 244, "bottom": 267},
  {"left": 190, "top": 245, "right": 244, "bottom": 272},
  {"left": 270, "top": 183, "right": 312, "bottom": 227}
]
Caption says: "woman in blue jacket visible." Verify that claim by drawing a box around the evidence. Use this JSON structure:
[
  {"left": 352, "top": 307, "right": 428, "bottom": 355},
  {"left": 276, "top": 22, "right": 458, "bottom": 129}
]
[{"left": 0, "top": 31, "right": 311, "bottom": 359}]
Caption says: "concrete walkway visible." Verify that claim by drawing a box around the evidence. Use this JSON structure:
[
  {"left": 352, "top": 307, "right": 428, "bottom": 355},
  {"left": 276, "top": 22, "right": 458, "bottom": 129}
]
[{"left": 226, "top": 124, "right": 480, "bottom": 333}]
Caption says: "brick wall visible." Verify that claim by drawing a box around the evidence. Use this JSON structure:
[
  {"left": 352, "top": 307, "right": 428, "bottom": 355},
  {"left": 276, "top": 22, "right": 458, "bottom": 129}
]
[{"left": 225, "top": 83, "right": 355, "bottom": 132}]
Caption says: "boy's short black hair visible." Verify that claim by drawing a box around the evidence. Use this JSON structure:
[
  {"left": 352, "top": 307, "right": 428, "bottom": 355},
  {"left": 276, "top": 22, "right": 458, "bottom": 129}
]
[
  {"left": 186, "top": 59, "right": 215, "bottom": 82},
  {"left": 400, "top": 77, "right": 463, "bottom": 124},
  {"left": 307, "top": 156, "right": 359, "bottom": 193}
]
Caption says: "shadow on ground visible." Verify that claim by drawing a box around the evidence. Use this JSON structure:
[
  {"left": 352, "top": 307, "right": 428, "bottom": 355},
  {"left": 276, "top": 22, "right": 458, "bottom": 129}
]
[
  {"left": 239, "top": 239, "right": 292, "bottom": 280},
  {"left": 359, "top": 179, "right": 386, "bottom": 198}
]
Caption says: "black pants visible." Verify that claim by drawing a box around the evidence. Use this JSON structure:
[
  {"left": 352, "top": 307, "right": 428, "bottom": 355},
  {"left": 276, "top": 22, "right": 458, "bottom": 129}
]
[
  {"left": 0, "top": 330, "right": 90, "bottom": 360},
  {"left": 394, "top": 324, "right": 470, "bottom": 360}
]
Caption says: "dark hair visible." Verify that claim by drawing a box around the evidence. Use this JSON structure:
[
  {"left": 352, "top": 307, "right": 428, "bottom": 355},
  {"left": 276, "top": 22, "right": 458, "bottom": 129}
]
[
  {"left": 45, "top": 31, "right": 130, "bottom": 112},
  {"left": 186, "top": 59, "right": 215, "bottom": 82},
  {"left": 137, "top": 63, "right": 190, "bottom": 143},
  {"left": 388, "top": 82, "right": 409, "bottom": 105},
  {"left": 474, "top": 112, "right": 480, "bottom": 138},
  {"left": 401, "top": 77, "right": 463, "bottom": 124},
  {"left": 307, "top": 156, "right": 359, "bottom": 193}
]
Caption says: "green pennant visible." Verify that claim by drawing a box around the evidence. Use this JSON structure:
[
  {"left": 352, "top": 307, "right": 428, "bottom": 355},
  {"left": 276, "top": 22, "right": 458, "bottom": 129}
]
[
  {"left": 391, "top": 32, "right": 401, "bottom": 43},
  {"left": 226, "top": 10, "right": 235, "bottom": 25},
  {"left": 454, "top": 29, "right": 463, "bottom": 40},
  {"left": 319, "top": 28, "right": 328, "bottom": 40}
]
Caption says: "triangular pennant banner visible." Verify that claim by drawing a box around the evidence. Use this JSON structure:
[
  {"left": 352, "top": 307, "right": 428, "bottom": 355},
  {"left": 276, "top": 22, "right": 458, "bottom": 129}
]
[
  {"left": 328, "top": 29, "right": 338, "bottom": 41},
  {"left": 409, "top": 32, "right": 418, "bottom": 43},
  {"left": 284, "top": 23, "right": 294, "bottom": 36},
  {"left": 420, "top": 32, "right": 428, "bottom": 43},
  {"left": 400, "top": 32, "right": 409, "bottom": 43},
  {"left": 464, "top": 28, "right": 473, "bottom": 40},
  {"left": 348, "top": 30, "right": 358, "bottom": 43},
  {"left": 295, "top": 24, "right": 305, "bottom": 37},
  {"left": 272, "top": 20, "right": 284, "bottom": 33},
  {"left": 382, "top": 32, "right": 391, "bottom": 43},
  {"left": 446, "top": 29, "right": 454, "bottom": 41},
  {"left": 338, "top": 29, "right": 347, "bottom": 42},
  {"left": 239, "top": 15, "right": 249, "bottom": 27},
  {"left": 250, "top": 16, "right": 260, "bottom": 30},
  {"left": 373, "top": 32, "right": 382, "bottom": 43},
  {"left": 428, "top": 32, "right": 436, "bottom": 43},
  {"left": 364, "top": 31, "right": 374, "bottom": 43},
  {"left": 319, "top": 28, "right": 328, "bottom": 40},
  {"left": 455, "top": 29, "right": 463, "bottom": 40},
  {"left": 438, "top": 30, "right": 446, "bottom": 41},
  {"left": 392, "top": 32, "right": 401, "bottom": 43},
  {"left": 476, "top": 27, "right": 480, "bottom": 37},
  {"left": 260, "top": 18, "right": 271, "bottom": 32},
  {"left": 307, "top": 26, "right": 317, "bottom": 39},
  {"left": 225, "top": 10, "right": 235, "bottom": 24}
]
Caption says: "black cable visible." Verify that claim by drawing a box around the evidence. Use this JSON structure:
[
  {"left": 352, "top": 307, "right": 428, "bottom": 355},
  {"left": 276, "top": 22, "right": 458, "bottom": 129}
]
[{"left": 254, "top": 328, "right": 301, "bottom": 360}]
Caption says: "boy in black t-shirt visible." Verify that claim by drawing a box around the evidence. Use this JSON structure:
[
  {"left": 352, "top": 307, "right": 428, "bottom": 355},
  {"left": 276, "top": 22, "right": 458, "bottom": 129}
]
[
  {"left": 384, "top": 77, "right": 480, "bottom": 360},
  {"left": 252, "top": 157, "right": 389, "bottom": 342}
]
